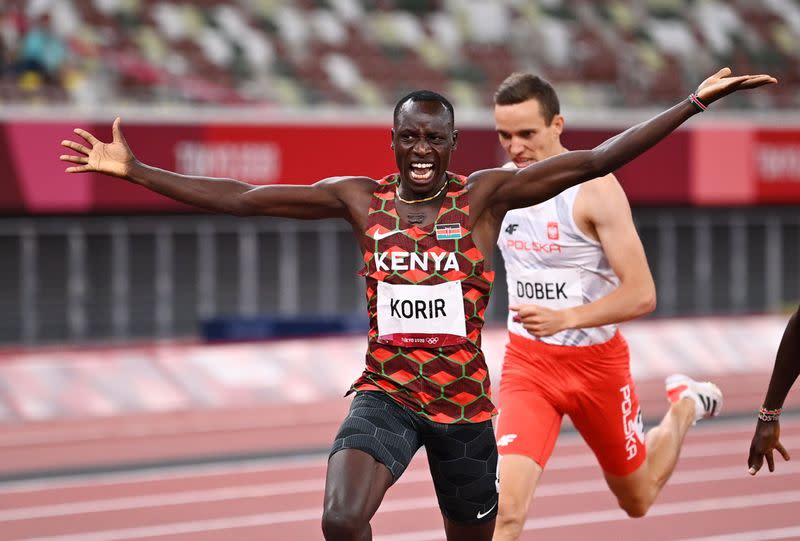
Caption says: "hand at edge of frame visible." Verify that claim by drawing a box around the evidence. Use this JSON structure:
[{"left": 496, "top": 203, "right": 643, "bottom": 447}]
[
  {"left": 747, "top": 419, "right": 791, "bottom": 475},
  {"left": 695, "top": 67, "right": 777, "bottom": 105},
  {"left": 60, "top": 117, "right": 137, "bottom": 179}
]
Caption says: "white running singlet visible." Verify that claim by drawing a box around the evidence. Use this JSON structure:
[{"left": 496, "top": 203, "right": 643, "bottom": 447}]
[{"left": 498, "top": 177, "right": 620, "bottom": 346}]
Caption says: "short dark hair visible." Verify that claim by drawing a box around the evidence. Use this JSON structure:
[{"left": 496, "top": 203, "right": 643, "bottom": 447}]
[
  {"left": 394, "top": 90, "right": 455, "bottom": 127},
  {"left": 493, "top": 73, "right": 560, "bottom": 125}
]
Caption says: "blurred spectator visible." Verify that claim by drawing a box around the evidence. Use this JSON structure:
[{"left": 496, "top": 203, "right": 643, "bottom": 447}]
[
  {"left": 0, "top": 0, "right": 794, "bottom": 109},
  {"left": 15, "top": 14, "right": 66, "bottom": 85},
  {"left": 1, "top": 0, "right": 26, "bottom": 92}
]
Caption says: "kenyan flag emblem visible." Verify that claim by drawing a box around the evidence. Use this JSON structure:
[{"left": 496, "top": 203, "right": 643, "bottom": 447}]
[{"left": 435, "top": 223, "right": 462, "bottom": 240}]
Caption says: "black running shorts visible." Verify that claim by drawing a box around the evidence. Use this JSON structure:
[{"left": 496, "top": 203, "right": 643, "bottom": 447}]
[{"left": 330, "top": 391, "right": 498, "bottom": 523}]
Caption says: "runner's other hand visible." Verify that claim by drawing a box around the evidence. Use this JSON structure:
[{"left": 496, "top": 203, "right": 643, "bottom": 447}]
[
  {"left": 748, "top": 419, "right": 791, "bottom": 475},
  {"left": 510, "top": 304, "right": 574, "bottom": 338}
]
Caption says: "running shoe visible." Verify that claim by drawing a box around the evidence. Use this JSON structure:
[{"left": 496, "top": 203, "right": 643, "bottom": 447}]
[{"left": 665, "top": 374, "right": 723, "bottom": 423}]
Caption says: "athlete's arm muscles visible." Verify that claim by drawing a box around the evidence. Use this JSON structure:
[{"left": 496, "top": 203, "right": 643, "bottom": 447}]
[
  {"left": 747, "top": 305, "right": 800, "bottom": 474},
  {"left": 131, "top": 163, "right": 360, "bottom": 218},
  {"left": 562, "top": 175, "right": 656, "bottom": 329},
  {"left": 229, "top": 176, "right": 372, "bottom": 219},
  {"left": 60, "top": 117, "right": 365, "bottom": 220},
  {"left": 759, "top": 307, "right": 800, "bottom": 412},
  {"left": 469, "top": 69, "right": 776, "bottom": 221},
  {"left": 508, "top": 176, "right": 655, "bottom": 338},
  {"left": 473, "top": 99, "right": 698, "bottom": 217}
]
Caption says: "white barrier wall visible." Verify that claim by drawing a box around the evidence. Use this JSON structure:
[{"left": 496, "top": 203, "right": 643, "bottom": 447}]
[{"left": 0, "top": 314, "right": 789, "bottom": 423}]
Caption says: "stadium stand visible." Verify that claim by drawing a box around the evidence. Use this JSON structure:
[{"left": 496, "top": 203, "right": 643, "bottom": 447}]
[{"left": 0, "top": 0, "right": 798, "bottom": 109}]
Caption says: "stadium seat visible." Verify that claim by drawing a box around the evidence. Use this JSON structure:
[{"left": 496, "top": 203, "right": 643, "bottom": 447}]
[{"left": 0, "top": 0, "right": 793, "bottom": 109}]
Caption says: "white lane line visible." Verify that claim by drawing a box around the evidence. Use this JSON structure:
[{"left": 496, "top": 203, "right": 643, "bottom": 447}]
[
  {"left": 3, "top": 460, "right": 799, "bottom": 523},
  {"left": 0, "top": 410, "right": 345, "bottom": 447},
  {"left": 0, "top": 455, "right": 332, "bottom": 493},
  {"left": 538, "top": 460, "right": 800, "bottom": 496},
  {"left": 3, "top": 429, "right": 799, "bottom": 498},
  {"left": 5, "top": 410, "right": 787, "bottom": 447},
  {"left": 373, "top": 490, "right": 800, "bottom": 541},
  {"left": 19, "top": 488, "right": 800, "bottom": 541},
  {"left": 679, "top": 526, "right": 800, "bottom": 541},
  {"left": 0, "top": 480, "right": 324, "bottom": 522},
  {"left": 0, "top": 414, "right": 800, "bottom": 494},
  {"left": 8, "top": 385, "right": 778, "bottom": 448},
  {"left": 544, "top": 434, "right": 800, "bottom": 469},
  {"left": 18, "top": 508, "right": 326, "bottom": 541}
]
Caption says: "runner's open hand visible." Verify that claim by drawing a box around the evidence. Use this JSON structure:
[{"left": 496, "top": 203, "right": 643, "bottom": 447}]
[
  {"left": 60, "top": 117, "right": 136, "bottom": 178},
  {"left": 510, "top": 304, "right": 574, "bottom": 338},
  {"left": 748, "top": 419, "right": 790, "bottom": 475},
  {"left": 695, "top": 67, "right": 777, "bottom": 105}
]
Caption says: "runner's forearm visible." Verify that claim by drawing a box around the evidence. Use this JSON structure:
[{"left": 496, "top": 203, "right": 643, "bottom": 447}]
[
  {"left": 588, "top": 100, "right": 696, "bottom": 177},
  {"left": 494, "top": 100, "right": 699, "bottom": 209},
  {"left": 762, "top": 307, "right": 800, "bottom": 410},
  {"left": 564, "top": 284, "right": 655, "bottom": 330},
  {"left": 127, "top": 161, "right": 256, "bottom": 214}
]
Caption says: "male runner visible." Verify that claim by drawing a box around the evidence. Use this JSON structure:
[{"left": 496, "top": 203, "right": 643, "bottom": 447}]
[
  {"left": 60, "top": 68, "right": 775, "bottom": 541},
  {"left": 748, "top": 304, "right": 799, "bottom": 475},
  {"left": 490, "top": 73, "right": 746, "bottom": 540}
]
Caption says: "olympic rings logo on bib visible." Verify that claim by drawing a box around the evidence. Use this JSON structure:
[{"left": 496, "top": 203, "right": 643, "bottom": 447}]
[{"left": 376, "top": 281, "right": 467, "bottom": 348}]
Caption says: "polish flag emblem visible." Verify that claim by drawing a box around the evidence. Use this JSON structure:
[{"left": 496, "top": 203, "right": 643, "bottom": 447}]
[{"left": 547, "top": 221, "right": 559, "bottom": 240}]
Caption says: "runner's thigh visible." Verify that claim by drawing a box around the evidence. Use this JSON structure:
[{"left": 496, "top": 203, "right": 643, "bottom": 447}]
[
  {"left": 422, "top": 419, "right": 498, "bottom": 524},
  {"left": 496, "top": 337, "right": 564, "bottom": 468},
  {"left": 496, "top": 386, "right": 562, "bottom": 468},
  {"left": 569, "top": 351, "right": 646, "bottom": 476},
  {"left": 330, "top": 391, "right": 422, "bottom": 481}
]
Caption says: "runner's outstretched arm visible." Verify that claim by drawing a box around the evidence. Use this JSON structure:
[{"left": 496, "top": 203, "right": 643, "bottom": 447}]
[
  {"left": 478, "top": 68, "right": 777, "bottom": 212},
  {"left": 748, "top": 306, "right": 800, "bottom": 475},
  {"left": 60, "top": 117, "right": 358, "bottom": 219}
]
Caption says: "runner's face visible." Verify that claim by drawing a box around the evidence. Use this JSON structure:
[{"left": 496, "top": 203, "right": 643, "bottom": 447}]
[
  {"left": 392, "top": 101, "right": 457, "bottom": 195},
  {"left": 494, "top": 98, "right": 563, "bottom": 168}
]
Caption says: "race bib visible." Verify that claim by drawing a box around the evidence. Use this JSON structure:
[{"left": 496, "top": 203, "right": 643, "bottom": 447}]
[
  {"left": 509, "top": 269, "right": 583, "bottom": 309},
  {"left": 376, "top": 281, "right": 467, "bottom": 348}
]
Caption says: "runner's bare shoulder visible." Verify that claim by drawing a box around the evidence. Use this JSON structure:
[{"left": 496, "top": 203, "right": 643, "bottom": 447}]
[
  {"left": 314, "top": 175, "right": 381, "bottom": 195},
  {"left": 465, "top": 167, "right": 514, "bottom": 191}
]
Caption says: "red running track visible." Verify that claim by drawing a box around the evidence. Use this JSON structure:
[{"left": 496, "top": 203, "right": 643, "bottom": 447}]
[{"left": 1, "top": 415, "right": 799, "bottom": 541}]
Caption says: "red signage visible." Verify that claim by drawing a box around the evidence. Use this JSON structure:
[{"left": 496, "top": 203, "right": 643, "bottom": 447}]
[
  {"left": 755, "top": 129, "right": 800, "bottom": 203},
  {"left": 5, "top": 120, "right": 800, "bottom": 214},
  {"left": 1, "top": 121, "right": 399, "bottom": 213}
]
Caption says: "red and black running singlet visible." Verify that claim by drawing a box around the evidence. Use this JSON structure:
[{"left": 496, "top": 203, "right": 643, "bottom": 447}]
[{"left": 350, "top": 173, "right": 496, "bottom": 424}]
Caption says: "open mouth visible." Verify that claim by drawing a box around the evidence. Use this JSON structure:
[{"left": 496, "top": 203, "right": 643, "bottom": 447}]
[
  {"left": 514, "top": 159, "right": 535, "bottom": 168},
  {"left": 410, "top": 162, "right": 434, "bottom": 181}
]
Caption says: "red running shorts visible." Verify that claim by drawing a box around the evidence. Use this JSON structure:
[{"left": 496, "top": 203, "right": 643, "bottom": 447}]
[{"left": 495, "top": 331, "right": 646, "bottom": 476}]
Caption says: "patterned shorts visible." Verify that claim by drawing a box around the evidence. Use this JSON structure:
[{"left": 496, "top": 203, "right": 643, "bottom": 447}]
[{"left": 330, "top": 391, "right": 498, "bottom": 523}]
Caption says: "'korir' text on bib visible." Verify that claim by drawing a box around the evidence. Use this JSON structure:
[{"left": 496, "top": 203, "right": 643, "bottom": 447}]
[{"left": 377, "top": 281, "right": 467, "bottom": 347}]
